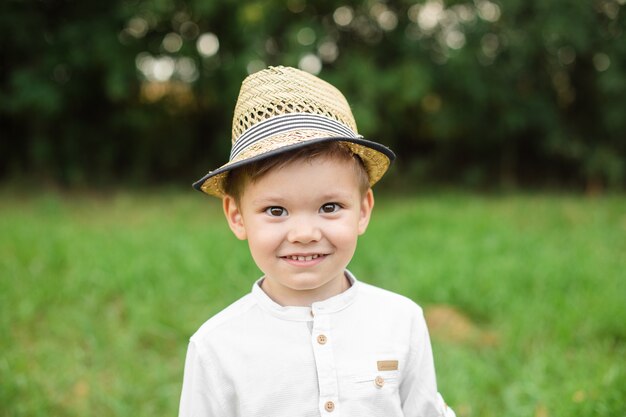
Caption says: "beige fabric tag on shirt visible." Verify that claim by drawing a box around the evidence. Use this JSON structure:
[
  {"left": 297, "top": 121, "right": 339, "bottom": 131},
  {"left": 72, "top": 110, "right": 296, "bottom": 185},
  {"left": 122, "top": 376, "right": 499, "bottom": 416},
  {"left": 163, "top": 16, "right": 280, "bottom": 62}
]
[{"left": 377, "top": 360, "right": 399, "bottom": 371}]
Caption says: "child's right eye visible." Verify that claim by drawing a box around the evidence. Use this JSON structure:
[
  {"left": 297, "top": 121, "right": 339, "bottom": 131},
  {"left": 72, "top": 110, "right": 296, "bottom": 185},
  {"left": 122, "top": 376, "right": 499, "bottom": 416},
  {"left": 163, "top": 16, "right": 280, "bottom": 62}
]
[{"left": 264, "top": 206, "right": 288, "bottom": 217}]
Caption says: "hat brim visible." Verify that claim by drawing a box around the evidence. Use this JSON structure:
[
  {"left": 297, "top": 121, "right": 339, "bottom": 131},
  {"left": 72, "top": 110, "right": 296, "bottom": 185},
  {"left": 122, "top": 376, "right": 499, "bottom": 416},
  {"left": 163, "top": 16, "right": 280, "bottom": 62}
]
[{"left": 193, "top": 136, "right": 395, "bottom": 198}]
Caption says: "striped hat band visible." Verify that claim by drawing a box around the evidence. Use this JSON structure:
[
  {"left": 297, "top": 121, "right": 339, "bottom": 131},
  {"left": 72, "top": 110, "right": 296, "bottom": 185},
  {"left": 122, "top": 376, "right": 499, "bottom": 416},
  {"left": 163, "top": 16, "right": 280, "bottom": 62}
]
[{"left": 230, "top": 113, "right": 360, "bottom": 161}]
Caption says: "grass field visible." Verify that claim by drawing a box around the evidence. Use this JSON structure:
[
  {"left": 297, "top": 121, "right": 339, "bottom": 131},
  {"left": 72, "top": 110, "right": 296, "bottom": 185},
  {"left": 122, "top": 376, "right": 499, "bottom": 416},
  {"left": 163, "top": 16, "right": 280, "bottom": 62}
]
[{"left": 1, "top": 190, "right": 624, "bottom": 417}]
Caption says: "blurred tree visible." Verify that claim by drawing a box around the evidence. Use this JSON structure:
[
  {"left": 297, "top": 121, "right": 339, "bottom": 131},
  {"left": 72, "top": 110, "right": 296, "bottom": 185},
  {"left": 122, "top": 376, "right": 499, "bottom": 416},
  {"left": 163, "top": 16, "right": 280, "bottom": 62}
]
[{"left": 1, "top": 0, "right": 624, "bottom": 190}]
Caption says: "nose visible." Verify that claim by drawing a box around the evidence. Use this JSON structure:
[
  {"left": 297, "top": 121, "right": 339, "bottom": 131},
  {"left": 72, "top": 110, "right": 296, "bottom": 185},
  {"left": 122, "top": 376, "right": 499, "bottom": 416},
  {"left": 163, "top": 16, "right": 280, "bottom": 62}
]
[{"left": 287, "top": 215, "right": 322, "bottom": 244}]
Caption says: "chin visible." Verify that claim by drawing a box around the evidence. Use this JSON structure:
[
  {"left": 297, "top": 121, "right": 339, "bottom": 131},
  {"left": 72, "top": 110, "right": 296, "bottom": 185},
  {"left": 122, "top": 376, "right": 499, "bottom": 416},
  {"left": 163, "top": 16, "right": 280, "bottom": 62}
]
[
  {"left": 278, "top": 273, "right": 326, "bottom": 289},
  {"left": 285, "top": 278, "right": 326, "bottom": 291}
]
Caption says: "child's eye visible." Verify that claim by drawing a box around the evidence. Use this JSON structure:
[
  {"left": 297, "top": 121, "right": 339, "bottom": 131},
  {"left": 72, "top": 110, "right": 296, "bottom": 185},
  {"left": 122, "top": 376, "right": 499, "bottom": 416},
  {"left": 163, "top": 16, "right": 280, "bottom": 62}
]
[
  {"left": 264, "top": 206, "right": 288, "bottom": 217},
  {"left": 320, "top": 203, "right": 341, "bottom": 214}
]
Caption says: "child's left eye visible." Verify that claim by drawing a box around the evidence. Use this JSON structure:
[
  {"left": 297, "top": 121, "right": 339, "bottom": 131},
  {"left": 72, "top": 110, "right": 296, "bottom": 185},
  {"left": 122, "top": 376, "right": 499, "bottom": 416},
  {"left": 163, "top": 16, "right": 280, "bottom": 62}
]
[
  {"left": 320, "top": 203, "right": 340, "bottom": 214},
  {"left": 264, "top": 206, "right": 288, "bottom": 217}
]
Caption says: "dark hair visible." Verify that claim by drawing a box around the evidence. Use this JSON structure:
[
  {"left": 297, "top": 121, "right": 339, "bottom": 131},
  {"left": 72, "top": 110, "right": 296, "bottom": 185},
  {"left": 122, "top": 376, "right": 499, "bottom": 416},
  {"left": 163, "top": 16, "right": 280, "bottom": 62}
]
[{"left": 224, "top": 141, "right": 370, "bottom": 202}]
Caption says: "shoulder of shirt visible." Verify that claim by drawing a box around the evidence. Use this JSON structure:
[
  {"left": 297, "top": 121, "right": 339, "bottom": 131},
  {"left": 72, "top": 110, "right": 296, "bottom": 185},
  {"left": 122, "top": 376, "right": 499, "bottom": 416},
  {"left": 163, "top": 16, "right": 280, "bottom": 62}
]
[
  {"left": 189, "top": 291, "right": 258, "bottom": 343},
  {"left": 357, "top": 280, "right": 424, "bottom": 316}
]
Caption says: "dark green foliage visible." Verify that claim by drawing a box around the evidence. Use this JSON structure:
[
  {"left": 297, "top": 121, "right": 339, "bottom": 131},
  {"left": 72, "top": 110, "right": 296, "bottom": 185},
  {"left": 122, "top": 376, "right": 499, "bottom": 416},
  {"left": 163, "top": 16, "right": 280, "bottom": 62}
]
[{"left": 1, "top": 0, "right": 624, "bottom": 189}]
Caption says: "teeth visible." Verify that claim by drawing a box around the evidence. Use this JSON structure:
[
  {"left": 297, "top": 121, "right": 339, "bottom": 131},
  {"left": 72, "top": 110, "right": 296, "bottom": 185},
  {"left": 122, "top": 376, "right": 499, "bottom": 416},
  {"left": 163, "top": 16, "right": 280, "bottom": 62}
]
[{"left": 288, "top": 254, "right": 320, "bottom": 261}]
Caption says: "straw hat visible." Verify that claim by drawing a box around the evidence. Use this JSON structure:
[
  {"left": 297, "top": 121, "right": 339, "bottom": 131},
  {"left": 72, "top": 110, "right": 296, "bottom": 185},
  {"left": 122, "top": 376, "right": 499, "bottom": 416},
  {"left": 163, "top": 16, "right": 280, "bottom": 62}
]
[{"left": 193, "top": 66, "right": 395, "bottom": 197}]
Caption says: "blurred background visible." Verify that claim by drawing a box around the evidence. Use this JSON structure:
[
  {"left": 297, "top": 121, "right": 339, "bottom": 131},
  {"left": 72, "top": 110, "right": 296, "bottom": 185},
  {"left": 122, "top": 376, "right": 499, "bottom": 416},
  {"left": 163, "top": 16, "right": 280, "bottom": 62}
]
[
  {"left": 1, "top": 1, "right": 625, "bottom": 417},
  {"left": 2, "top": 0, "right": 625, "bottom": 191}
]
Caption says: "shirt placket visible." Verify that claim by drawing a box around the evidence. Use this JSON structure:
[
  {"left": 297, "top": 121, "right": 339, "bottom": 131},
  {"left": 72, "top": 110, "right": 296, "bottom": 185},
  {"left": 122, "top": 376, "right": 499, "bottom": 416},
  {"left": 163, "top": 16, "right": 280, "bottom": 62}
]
[{"left": 311, "top": 308, "right": 339, "bottom": 415}]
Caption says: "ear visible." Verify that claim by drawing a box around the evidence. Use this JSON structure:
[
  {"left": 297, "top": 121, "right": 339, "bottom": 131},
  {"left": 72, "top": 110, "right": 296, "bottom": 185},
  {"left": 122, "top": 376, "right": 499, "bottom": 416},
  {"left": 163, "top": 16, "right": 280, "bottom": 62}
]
[
  {"left": 357, "top": 189, "right": 375, "bottom": 235},
  {"left": 223, "top": 195, "right": 247, "bottom": 240}
]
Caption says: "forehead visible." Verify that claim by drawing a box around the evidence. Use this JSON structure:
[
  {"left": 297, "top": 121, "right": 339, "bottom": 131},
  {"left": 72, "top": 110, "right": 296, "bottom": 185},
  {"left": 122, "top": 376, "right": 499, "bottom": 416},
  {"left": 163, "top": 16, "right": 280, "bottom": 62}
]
[{"left": 243, "top": 155, "right": 362, "bottom": 202}]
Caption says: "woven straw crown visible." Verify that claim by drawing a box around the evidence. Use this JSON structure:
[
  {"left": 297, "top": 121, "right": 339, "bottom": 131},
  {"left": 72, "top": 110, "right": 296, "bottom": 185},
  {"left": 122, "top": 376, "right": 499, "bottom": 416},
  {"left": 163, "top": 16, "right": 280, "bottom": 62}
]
[{"left": 193, "top": 66, "right": 395, "bottom": 197}]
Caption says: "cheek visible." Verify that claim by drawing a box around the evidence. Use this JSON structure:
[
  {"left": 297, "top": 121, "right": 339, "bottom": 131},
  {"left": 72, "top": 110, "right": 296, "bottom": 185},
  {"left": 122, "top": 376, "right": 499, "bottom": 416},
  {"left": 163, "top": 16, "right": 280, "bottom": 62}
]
[
  {"left": 326, "top": 222, "right": 360, "bottom": 246},
  {"left": 246, "top": 237, "right": 274, "bottom": 271},
  {"left": 247, "top": 228, "right": 280, "bottom": 255}
]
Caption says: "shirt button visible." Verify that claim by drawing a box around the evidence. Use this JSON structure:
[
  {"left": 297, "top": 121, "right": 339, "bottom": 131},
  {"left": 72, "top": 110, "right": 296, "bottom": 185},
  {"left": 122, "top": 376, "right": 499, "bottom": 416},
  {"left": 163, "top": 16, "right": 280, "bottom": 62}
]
[
  {"left": 375, "top": 376, "right": 385, "bottom": 388},
  {"left": 324, "top": 401, "right": 335, "bottom": 412},
  {"left": 317, "top": 334, "right": 327, "bottom": 345}
]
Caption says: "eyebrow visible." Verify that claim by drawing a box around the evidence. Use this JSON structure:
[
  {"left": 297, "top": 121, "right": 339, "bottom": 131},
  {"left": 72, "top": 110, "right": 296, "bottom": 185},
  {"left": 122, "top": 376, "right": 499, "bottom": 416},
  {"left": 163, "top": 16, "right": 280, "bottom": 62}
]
[
  {"left": 318, "top": 192, "right": 353, "bottom": 201},
  {"left": 250, "top": 192, "right": 353, "bottom": 207},
  {"left": 250, "top": 196, "right": 288, "bottom": 206}
]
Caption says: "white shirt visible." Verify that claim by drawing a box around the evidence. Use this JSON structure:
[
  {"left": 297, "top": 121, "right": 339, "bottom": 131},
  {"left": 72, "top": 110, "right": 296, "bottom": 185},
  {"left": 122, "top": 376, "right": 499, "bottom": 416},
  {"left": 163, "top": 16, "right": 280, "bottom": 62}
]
[{"left": 179, "top": 271, "right": 455, "bottom": 417}]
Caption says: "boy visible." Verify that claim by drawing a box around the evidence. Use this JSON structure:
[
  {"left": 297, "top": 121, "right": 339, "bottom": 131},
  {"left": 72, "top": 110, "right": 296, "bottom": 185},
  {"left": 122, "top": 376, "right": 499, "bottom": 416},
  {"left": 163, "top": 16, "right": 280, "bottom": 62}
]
[{"left": 180, "top": 66, "right": 455, "bottom": 417}]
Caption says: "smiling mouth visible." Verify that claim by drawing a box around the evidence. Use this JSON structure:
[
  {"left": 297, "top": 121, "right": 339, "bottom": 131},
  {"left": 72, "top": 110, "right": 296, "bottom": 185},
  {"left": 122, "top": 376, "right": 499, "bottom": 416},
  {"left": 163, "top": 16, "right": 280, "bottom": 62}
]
[{"left": 281, "top": 254, "right": 327, "bottom": 261}]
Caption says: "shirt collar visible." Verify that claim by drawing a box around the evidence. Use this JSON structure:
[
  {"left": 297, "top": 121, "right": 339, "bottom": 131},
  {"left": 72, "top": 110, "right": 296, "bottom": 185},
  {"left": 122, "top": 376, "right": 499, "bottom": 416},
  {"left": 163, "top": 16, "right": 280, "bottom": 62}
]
[{"left": 251, "top": 270, "right": 359, "bottom": 322}]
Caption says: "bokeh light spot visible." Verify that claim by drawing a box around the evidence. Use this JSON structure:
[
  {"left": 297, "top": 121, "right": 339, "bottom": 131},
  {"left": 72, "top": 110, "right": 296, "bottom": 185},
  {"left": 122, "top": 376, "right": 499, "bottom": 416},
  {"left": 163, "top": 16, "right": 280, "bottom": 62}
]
[
  {"left": 593, "top": 53, "right": 610, "bottom": 71},
  {"left": 298, "top": 53, "right": 322, "bottom": 75},
  {"left": 333, "top": 6, "right": 354, "bottom": 26},
  {"left": 297, "top": 27, "right": 316, "bottom": 46},
  {"left": 163, "top": 33, "right": 183, "bottom": 53},
  {"left": 247, "top": 59, "right": 266, "bottom": 74},
  {"left": 153, "top": 56, "right": 176, "bottom": 82},
  {"left": 417, "top": 1, "right": 445, "bottom": 31},
  {"left": 127, "top": 17, "right": 148, "bottom": 38},
  {"left": 318, "top": 41, "right": 339, "bottom": 63},
  {"left": 602, "top": 2, "right": 619, "bottom": 20},
  {"left": 453, "top": 4, "right": 476, "bottom": 22},
  {"left": 180, "top": 21, "right": 200, "bottom": 40},
  {"left": 481, "top": 33, "right": 499, "bottom": 57},
  {"left": 558, "top": 46, "right": 576, "bottom": 66},
  {"left": 197, "top": 33, "right": 220, "bottom": 57},
  {"left": 176, "top": 57, "right": 198, "bottom": 83},
  {"left": 265, "top": 38, "right": 279, "bottom": 55},
  {"left": 287, "top": 0, "right": 306, "bottom": 13},
  {"left": 477, "top": 1, "right": 501, "bottom": 22},
  {"left": 446, "top": 30, "right": 466, "bottom": 49},
  {"left": 378, "top": 11, "right": 398, "bottom": 31}
]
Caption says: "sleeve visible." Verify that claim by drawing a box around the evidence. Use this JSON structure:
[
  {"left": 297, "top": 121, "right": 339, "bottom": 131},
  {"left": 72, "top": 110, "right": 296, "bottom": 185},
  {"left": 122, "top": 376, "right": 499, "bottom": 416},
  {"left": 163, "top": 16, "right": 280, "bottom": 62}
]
[
  {"left": 178, "top": 339, "right": 232, "bottom": 417},
  {"left": 400, "top": 308, "right": 456, "bottom": 417}
]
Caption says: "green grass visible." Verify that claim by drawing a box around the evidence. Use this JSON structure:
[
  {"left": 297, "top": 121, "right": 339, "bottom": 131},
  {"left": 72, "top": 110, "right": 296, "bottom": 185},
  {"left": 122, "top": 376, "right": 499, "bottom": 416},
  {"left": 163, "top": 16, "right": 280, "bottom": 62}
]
[{"left": 1, "top": 190, "right": 624, "bottom": 417}]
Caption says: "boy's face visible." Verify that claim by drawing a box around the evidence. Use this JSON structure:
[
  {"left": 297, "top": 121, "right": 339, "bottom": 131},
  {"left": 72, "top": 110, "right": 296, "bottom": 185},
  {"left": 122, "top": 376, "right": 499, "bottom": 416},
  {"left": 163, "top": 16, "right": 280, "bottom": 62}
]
[{"left": 223, "top": 155, "right": 374, "bottom": 306}]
